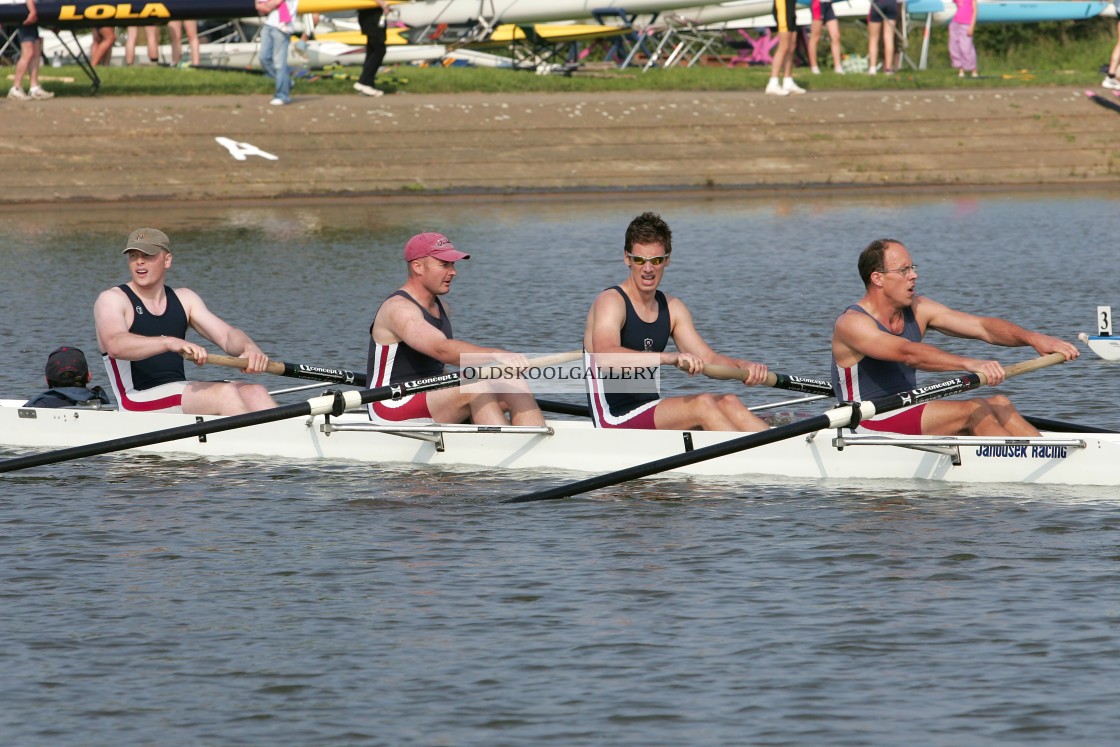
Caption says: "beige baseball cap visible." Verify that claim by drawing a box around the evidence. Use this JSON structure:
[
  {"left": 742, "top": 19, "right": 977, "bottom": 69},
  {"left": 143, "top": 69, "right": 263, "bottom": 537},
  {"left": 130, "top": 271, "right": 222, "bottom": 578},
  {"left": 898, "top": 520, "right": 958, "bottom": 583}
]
[{"left": 124, "top": 228, "right": 170, "bottom": 255}]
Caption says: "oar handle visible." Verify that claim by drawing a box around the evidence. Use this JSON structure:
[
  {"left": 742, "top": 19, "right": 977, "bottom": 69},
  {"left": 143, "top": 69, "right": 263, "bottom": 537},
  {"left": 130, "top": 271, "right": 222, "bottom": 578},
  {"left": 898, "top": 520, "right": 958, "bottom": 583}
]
[
  {"left": 188, "top": 352, "right": 287, "bottom": 377},
  {"left": 982, "top": 352, "right": 1067, "bottom": 385},
  {"left": 522, "top": 350, "right": 583, "bottom": 368}
]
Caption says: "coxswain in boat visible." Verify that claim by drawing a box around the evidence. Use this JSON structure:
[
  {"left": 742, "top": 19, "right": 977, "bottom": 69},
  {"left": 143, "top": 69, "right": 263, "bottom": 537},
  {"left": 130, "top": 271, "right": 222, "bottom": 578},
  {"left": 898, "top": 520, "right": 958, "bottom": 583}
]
[
  {"left": 366, "top": 232, "right": 544, "bottom": 426},
  {"left": 831, "top": 238, "right": 1079, "bottom": 436},
  {"left": 94, "top": 228, "right": 278, "bottom": 416},
  {"left": 583, "top": 212, "right": 771, "bottom": 431},
  {"left": 23, "top": 346, "right": 111, "bottom": 409}
]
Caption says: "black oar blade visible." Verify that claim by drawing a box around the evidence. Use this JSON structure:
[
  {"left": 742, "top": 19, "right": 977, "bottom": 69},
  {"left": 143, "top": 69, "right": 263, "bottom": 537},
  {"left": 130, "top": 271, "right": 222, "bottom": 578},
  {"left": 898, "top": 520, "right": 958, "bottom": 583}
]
[{"left": 505, "top": 409, "right": 850, "bottom": 504}]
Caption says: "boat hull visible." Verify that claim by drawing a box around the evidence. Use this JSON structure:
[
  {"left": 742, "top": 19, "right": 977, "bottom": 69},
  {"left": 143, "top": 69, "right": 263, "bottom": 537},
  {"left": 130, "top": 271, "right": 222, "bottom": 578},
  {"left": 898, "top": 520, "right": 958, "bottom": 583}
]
[{"left": 2, "top": 401, "right": 1117, "bottom": 487}]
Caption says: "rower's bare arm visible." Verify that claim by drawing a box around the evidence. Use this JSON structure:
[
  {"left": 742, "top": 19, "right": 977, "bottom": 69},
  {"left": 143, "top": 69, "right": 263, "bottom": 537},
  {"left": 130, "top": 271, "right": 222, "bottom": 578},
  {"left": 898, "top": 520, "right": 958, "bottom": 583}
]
[
  {"left": 179, "top": 289, "right": 269, "bottom": 372},
  {"left": 585, "top": 291, "right": 629, "bottom": 355},
  {"left": 667, "top": 298, "right": 768, "bottom": 384},
  {"left": 834, "top": 308, "right": 989, "bottom": 376},
  {"left": 94, "top": 288, "right": 184, "bottom": 361},
  {"left": 387, "top": 300, "right": 510, "bottom": 366},
  {"left": 951, "top": 315, "right": 1078, "bottom": 360},
  {"left": 923, "top": 297, "right": 1079, "bottom": 362}
]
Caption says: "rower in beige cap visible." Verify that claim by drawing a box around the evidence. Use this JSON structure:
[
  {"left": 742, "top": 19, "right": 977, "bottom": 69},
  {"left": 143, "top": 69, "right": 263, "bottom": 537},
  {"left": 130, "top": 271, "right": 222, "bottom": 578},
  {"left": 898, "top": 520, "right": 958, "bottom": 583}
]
[{"left": 94, "top": 228, "right": 278, "bottom": 415}]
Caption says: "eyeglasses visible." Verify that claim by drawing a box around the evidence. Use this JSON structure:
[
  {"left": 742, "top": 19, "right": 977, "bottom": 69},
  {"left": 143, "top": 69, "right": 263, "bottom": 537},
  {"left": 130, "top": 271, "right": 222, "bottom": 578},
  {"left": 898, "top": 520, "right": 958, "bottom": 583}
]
[
  {"left": 879, "top": 264, "right": 917, "bottom": 277},
  {"left": 627, "top": 252, "right": 668, "bottom": 266}
]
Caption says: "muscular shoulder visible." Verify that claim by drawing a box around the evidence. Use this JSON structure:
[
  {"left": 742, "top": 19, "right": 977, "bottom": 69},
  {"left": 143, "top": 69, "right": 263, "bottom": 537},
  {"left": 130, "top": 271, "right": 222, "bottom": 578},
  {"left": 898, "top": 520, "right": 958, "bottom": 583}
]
[
  {"left": 833, "top": 305, "right": 880, "bottom": 342},
  {"left": 910, "top": 295, "right": 948, "bottom": 325},
  {"left": 172, "top": 286, "right": 203, "bottom": 308},
  {"left": 664, "top": 294, "right": 691, "bottom": 324},
  {"left": 95, "top": 285, "right": 128, "bottom": 308},
  {"left": 374, "top": 293, "right": 430, "bottom": 341}
]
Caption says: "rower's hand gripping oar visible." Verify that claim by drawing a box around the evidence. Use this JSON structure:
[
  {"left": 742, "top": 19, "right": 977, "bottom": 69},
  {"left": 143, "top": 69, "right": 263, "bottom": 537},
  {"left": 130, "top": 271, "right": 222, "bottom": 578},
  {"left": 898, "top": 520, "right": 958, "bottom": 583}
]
[
  {"left": 0, "top": 352, "right": 579, "bottom": 475},
  {"left": 506, "top": 353, "right": 1067, "bottom": 504}
]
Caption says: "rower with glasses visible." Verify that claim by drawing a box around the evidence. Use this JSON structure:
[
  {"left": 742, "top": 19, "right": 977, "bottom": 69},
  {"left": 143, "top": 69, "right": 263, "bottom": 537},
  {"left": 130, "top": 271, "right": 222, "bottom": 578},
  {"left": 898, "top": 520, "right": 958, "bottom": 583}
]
[
  {"left": 831, "top": 238, "right": 1079, "bottom": 436},
  {"left": 582, "top": 212, "right": 771, "bottom": 431}
]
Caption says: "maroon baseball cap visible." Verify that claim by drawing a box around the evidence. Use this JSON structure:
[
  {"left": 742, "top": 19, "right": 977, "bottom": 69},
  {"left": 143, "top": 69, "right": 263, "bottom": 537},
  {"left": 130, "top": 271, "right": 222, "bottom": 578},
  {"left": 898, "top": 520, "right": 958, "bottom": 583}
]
[
  {"left": 404, "top": 232, "right": 470, "bottom": 262},
  {"left": 45, "top": 346, "right": 89, "bottom": 387}
]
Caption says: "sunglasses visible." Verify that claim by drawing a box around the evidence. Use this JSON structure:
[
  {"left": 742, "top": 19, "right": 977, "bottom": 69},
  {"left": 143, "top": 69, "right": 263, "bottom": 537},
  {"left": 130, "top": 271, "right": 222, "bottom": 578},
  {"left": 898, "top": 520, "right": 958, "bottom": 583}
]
[{"left": 627, "top": 252, "right": 668, "bottom": 266}]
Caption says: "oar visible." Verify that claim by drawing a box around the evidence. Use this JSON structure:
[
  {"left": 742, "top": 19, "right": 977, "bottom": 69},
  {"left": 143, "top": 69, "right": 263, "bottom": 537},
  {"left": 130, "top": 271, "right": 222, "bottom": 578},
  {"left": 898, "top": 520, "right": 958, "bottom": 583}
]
[
  {"left": 1024, "top": 416, "right": 1117, "bottom": 434},
  {"left": 0, "top": 352, "right": 577, "bottom": 475},
  {"left": 680, "top": 362, "right": 834, "bottom": 397},
  {"left": 191, "top": 353, "right": 366, "bottom": 386},
  {"left": 539, "top": 363, "right": 834, "bottom": 420},
  {"left": 506, "top": 353, "right": 1067, "bottom": 504},
  {"left": 196, "top": 350, "right": 584, "bottom": 387}
]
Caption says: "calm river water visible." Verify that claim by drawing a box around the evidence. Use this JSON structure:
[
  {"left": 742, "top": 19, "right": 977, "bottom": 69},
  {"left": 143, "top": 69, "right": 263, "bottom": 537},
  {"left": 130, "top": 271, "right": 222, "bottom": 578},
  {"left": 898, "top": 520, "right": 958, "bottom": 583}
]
[{"left": 2, "top": 189, "right": 1119, "bottom": 745}]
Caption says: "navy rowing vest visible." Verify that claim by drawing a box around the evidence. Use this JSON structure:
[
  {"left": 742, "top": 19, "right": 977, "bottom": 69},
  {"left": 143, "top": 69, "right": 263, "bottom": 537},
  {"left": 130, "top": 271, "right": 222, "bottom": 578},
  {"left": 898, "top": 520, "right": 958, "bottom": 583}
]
[
  {"left": 366, "top": 290, "right": 453, "bottom": 386},
  {"left": 119, "top": 284, "right": 188, "bottom": 390},
  {"left": 604, "top": 285, "right": 670, "bottom": 414},
  {"left": 831, "top": 304, "right": 921, "bottom": 401}
]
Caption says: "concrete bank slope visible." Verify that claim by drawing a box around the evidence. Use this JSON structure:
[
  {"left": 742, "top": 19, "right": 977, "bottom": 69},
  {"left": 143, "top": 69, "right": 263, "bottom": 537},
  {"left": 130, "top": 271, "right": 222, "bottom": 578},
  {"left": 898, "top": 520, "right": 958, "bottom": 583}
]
[{"left": 1, "top": 88, "right": 1116, "bottom": 204}]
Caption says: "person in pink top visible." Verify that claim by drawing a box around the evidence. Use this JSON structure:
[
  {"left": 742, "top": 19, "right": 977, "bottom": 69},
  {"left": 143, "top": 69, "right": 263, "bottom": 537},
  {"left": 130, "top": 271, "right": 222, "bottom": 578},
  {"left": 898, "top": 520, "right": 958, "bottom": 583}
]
[
  {"left": 1103, "top": 0, "right": 1120, "bottom": 90},
  {"left": 949, "top": 0, "right": 979, "bottom": 77}
]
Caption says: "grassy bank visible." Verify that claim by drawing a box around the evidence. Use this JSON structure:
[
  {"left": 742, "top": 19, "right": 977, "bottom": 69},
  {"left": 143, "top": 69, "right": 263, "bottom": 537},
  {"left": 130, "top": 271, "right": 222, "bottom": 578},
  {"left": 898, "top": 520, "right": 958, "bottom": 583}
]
[{"left": 17, "top": 17, "right": 1118, "bottom": 98}]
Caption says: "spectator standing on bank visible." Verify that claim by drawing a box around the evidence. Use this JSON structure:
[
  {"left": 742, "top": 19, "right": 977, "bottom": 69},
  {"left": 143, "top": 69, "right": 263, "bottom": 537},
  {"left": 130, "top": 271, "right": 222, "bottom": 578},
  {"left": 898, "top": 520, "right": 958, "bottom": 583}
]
[
  {"left": 90, "top": 25, "right": 115, "bottom": 66},
  {"left": 354, "top": 0, "right": 391, "bottom": 97},
  {"left": 1103, "top": 0, "right": 1120, "bottom": 89},
  {"left": 948, "top": 0, "right": 978, "bottom": 77},
  {"left": 124, "top": 24, "right": 160, "bottom": 65},
  {"left": 168, "top": 19, "right": 201, "bottom": 67},
  {"left": 255, "top": 0, "right": 298, "bottom": 105},
  {"left": 6, "top": 0, "right": 54, "bottom": 100},
  {"left": 867, "top": 0, "right": 899, "bottom": 74},
  {"left": 809, "top": 0, "right": 844, "bottom": 74}
]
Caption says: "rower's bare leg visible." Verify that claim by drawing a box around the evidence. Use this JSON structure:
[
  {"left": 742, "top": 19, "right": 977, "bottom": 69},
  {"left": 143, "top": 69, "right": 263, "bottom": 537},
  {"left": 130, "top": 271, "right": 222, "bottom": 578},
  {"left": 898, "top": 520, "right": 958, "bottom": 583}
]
[
  {"left": 498, "top": 392, "right": 545, "bottom": 426},
  {"left": 652, "top": 393, "right": 766, "bottom": 432},
  {"left": 428, "top": 387, "right": 476, "bottom": 424},
  {"left": 973, "top": 395, "right": 1041, "bottom": 437},
  {"left": 467, "top": 391, "right": 521, "bottom": 426},
  {"left": 429, "top": 386, "right": 538, "bottom": 426},
  {"left": 714, "top": 394, "right": 770, "bottom": 432},
  {"left": 183, "top": 381, "right": 277, "bottom": 416},
  {"left": 921, "top": 398, "right": 1040, "bottom": 437}
]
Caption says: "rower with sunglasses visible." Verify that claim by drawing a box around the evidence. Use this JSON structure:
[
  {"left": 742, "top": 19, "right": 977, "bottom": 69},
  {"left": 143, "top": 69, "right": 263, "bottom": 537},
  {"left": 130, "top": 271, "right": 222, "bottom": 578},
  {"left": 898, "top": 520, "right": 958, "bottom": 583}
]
[{"left": 582, "top": 212, "right": 771, "bottom": 431}]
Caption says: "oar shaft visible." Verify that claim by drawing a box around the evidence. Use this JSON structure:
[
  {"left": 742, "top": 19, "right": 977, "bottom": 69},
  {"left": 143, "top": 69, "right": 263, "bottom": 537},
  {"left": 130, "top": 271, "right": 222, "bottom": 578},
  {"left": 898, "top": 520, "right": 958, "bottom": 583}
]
[
  {"left": 676, "top": 361, "right": 833, "bottom": 396},
  {"left": 200, "top": 351, "right": 583, "bottom": 387},
  {"left": 194, "top": 353, "right": 366, "bottom": 386},
  {"left": 505, "top": 407, "right": 855, "bottom": 503}
]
